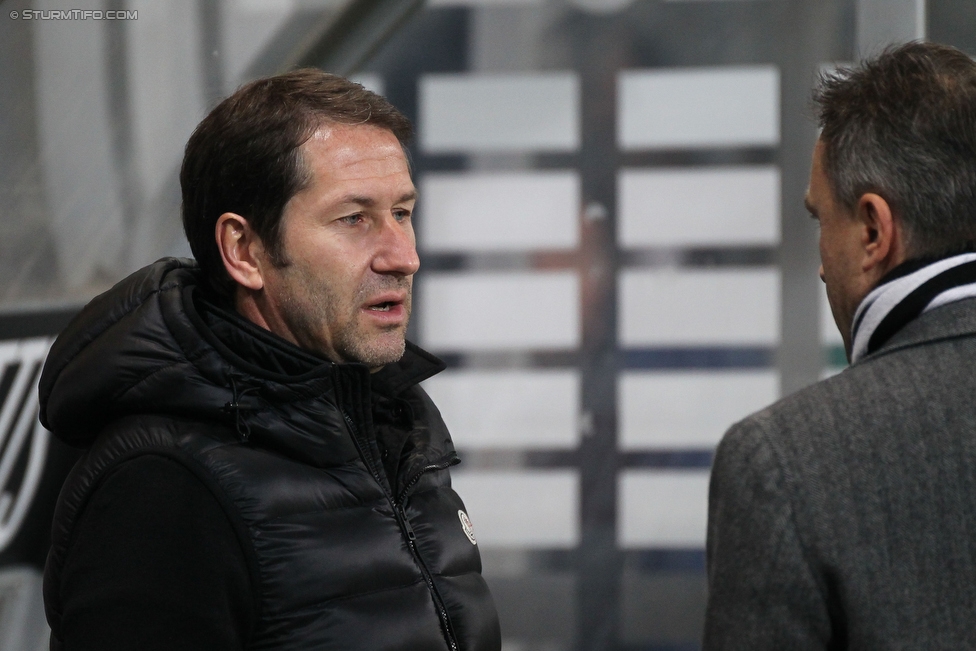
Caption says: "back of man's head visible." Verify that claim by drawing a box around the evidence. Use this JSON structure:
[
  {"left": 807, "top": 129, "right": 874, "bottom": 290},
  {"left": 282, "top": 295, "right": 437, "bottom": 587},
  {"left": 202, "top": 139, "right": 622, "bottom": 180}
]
[
  {"left": 180, "top": 69, "right": 413, "bottom": 301},
  {"left": 813, "top": 42, "right": 976, "bottom": 259}
]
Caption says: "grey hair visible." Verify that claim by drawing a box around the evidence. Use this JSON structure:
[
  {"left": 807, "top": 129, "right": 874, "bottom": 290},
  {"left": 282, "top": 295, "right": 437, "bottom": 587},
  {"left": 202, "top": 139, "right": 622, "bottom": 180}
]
[{"left": 813, "top": 42, "right": 976, "bottom": 258}]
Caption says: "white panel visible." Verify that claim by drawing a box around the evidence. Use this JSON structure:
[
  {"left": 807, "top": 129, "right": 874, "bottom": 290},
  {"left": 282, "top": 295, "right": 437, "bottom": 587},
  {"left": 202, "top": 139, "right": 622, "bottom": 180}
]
[
  {"left": 618, "top": 470, "right": 710, "bottom": 547},
  {"left": 452, "top": 471, "right": 579, "bottom": 547},
  {"left": 618, "top": 370, "right": 778, "bottom": 450},
  {"left": 420, "top": 172, "right": 579, "bottom": 252},
  {"left": 423, "top": 370, "right": 579, "bottom": 449},
  {"left": 618, "top": 269, "right": 780, "bottom": 346},
  {"left": 420, "top": 73, "right": 579, "bottom": 153},
  {"left": 420, "top": 272, "right": 580, "bottom": 350},
  {"left": 618, "top": 167, "right": 780, "bottom": 247},
  {"left": 618, "top": 66, "right": 780, "bottom": 150}
]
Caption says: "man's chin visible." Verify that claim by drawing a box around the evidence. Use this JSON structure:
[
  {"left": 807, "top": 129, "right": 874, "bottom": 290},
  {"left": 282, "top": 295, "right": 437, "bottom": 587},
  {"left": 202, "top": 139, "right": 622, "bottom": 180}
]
[{"left": 338, "top": 334, "right": 407, "bottom": 368}]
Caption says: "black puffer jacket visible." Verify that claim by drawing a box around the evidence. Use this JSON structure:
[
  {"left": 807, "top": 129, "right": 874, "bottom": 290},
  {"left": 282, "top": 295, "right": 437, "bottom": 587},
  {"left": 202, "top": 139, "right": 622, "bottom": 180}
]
[{"left": 39, "top": 258, "right": 500, "bottom": 650}]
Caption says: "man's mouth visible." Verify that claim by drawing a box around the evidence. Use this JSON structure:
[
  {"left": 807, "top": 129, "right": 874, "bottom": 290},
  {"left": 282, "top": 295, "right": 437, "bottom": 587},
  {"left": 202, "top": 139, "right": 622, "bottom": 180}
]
[{"left": 363, "top": 292, "right": 407, "bottom": 317}]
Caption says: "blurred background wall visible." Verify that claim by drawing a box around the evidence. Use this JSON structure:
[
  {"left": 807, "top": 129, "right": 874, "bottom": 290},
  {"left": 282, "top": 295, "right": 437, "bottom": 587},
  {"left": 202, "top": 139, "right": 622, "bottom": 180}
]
[{"left": 1, "top": 0, "right": 975, "bottom": 649}]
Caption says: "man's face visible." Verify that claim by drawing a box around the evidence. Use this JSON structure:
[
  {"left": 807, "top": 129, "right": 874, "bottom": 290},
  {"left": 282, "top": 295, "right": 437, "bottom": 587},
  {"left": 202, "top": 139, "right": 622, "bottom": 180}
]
[
  {"left": 806, "top": 139, "right": 871, "bottom": 354},
  {"left": 258, "top": 123, "right": 419, "bottom": 367}
]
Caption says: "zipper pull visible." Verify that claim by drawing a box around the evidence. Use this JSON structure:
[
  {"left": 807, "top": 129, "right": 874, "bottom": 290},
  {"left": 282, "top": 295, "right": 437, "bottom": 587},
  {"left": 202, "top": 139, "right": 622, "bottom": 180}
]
[{"left": 400, "top": 508, "right": 417, "bottom": 541}]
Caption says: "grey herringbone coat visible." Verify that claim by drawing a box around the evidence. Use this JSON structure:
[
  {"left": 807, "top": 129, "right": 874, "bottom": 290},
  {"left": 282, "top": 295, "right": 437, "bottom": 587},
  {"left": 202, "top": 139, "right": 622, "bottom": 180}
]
[{"left": 704, "top": 298, "right": 976, "bottom": 650}]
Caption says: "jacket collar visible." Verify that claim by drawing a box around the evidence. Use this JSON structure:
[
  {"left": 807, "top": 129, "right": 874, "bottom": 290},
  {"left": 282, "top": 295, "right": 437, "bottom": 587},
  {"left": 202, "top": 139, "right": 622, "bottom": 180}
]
[
  {"left": 371, "top": 342, "right": 446, "bottom": 397},
  {"left": 191, "top": 286, "right": 445, "bottom": 396}
]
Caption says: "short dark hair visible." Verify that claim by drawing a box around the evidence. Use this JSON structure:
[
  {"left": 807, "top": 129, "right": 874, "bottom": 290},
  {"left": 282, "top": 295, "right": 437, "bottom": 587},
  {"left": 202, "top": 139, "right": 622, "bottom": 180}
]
[
  {"left": 180, "top": 69, "right": 412, "bottom": 299},
  {"left": 813, "top": 41, "right": 976, "bottom": 258}
]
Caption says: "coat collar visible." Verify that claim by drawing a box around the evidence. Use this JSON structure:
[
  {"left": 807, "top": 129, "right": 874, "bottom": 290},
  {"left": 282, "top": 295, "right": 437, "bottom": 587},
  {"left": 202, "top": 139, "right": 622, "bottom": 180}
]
[
  {"left": 191, "top": 288, "right": 445, "bottom": 397},
  {"left": 856, "top": 296, "right": 976, "bottom": 364}
]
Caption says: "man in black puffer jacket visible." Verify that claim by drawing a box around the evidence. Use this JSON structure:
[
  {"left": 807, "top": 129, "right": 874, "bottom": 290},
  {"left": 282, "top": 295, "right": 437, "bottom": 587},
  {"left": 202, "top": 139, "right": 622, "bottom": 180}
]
[{"left": 38, "top": 70, "right": 500, "bottom": 650}]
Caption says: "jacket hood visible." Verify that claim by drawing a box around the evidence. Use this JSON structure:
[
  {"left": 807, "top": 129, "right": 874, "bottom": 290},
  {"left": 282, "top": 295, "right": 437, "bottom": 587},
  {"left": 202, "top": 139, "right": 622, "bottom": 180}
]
[{"left": 39, "top": 258, "right": 444, "bottom": 450}]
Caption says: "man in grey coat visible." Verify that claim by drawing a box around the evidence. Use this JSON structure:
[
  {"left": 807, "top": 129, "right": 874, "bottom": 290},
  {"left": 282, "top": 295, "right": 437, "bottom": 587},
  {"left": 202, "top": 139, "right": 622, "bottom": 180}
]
[{"left": 703, "top": 42, "right": 976, "bottom": 649}]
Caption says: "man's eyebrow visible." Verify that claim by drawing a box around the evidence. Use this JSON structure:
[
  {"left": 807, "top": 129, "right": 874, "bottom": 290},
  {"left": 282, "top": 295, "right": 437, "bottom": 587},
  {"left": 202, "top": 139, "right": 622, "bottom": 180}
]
[
  {"left": 336, "top": 190, "right": 418, "bottom": 207},
  {"left": 337, "top": 195, "right": 376, "bottom": 207}
]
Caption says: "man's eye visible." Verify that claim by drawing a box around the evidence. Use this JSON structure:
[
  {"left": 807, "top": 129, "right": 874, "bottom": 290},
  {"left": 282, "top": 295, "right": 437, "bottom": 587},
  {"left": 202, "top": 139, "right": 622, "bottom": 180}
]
[
  {"left": 393, "top": 209, "right": 411, "bottom": 222},
  {"left": 340, "top": 214, "right": 364, "bottom": 225}
]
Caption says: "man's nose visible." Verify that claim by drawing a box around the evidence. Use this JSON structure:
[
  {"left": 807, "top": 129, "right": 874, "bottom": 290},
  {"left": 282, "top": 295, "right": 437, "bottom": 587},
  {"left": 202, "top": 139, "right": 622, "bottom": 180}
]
[
  {"left": 373, "top": 216, "right": 420, "bottom": 276},
  {"left": 819, "top": 264, "right": 826, "bottom": 282}
]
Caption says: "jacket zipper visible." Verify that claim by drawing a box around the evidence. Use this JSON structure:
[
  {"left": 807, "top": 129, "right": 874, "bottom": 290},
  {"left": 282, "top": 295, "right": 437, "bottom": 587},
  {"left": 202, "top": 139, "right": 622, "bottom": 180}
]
[
  {"left": 396, "top": 453, "right": 460, "bottom": 505},
  {"left": 341, "top": 410, "right": 460, "bottom": 651}
]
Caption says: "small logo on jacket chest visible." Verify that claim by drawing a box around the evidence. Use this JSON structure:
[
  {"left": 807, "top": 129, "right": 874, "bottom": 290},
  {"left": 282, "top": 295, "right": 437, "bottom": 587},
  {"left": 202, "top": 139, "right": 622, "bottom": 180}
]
[{"left": 458, "top": 510, "right": 477, "bottom": 545}]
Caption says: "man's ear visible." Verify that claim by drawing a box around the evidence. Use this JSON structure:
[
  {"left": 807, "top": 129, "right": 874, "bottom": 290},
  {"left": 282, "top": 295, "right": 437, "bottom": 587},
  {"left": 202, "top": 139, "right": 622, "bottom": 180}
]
[
  {"left": 215, "top": 212, "right": 265, "bottom": 291},
  {"left": 857, "top": 192, "right": 906, "bottom": 277}
]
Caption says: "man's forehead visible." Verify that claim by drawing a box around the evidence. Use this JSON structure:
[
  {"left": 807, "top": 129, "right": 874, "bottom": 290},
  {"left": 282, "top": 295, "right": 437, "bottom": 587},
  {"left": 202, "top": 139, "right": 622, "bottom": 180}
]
[
  {"left": 304, "top": 122, "right": 401, "bottom": 150},
  {"left": 298, "top": 124, "right": 411, "bottom": 186}
]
